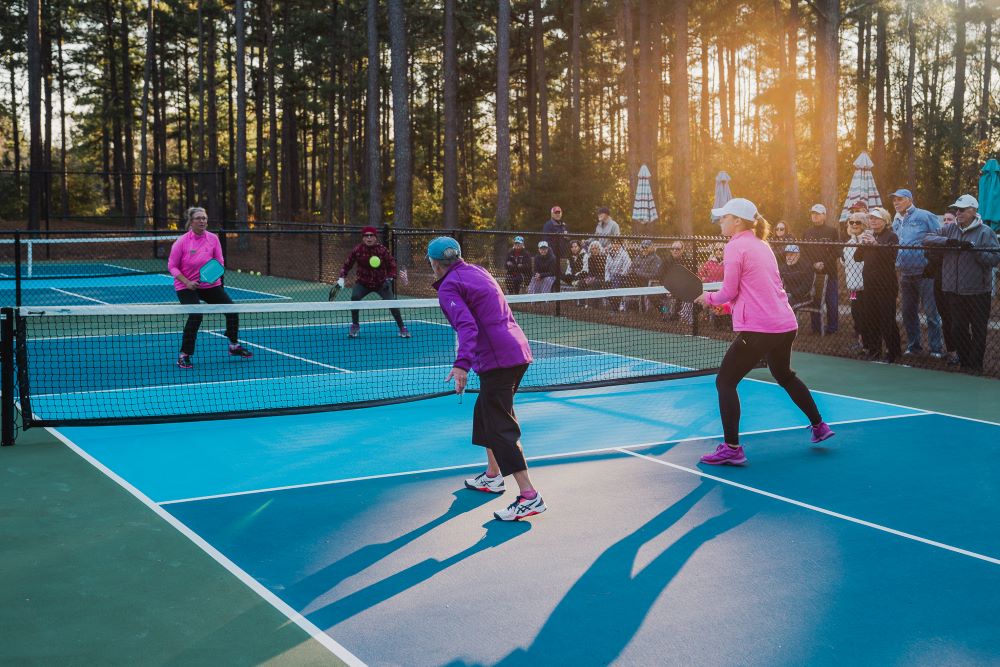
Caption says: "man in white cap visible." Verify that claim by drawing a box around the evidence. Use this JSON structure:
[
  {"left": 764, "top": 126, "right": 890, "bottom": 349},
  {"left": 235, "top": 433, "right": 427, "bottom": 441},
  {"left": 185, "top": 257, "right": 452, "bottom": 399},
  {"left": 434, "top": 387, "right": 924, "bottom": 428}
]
[
  {"left": 924, "top": 195, "right": 1000, "bottom": 371},
  {"left": 800, "top": 203, "right": 840, "bottom": 334}
]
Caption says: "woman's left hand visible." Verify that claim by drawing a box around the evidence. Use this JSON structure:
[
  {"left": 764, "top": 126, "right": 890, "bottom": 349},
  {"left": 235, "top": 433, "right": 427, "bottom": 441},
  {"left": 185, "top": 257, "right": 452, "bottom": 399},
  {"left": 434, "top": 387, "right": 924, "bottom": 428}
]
[
  {"left": 693, "top": 292, "right": 708, "bottom": 306},
  {"left": 446, "top": 367, "right": 468, "bottom": 395}
]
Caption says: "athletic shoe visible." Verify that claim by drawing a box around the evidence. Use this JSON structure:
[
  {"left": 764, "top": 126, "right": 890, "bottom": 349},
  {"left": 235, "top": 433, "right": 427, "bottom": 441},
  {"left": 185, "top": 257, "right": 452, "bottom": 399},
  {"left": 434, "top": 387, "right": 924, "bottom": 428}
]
[
  {"left": 399, "top": 326, "right": 412, "bottom": 338},
  {"left": 699, "top": 443, "right": 747, "bottom": 466},
  {"left": 929, "top": 352, "right": 945, "bottom": 360},
  {"left": 494, "top": 494, "right": 547, "bottom": 521},
  {"left": 810, "top": 421, "right": 835, "bottom": 444},
  {"left": 229, "top": 344, "right": 254, "bottom": 358},
  {"left": 348, "top": 324, "right": 360, "bottom": 338},
  {"left": 177, "top": 353, "right": 193, "bottom": 370},
  {"left": 464, "top": 471, "right": 505, "bottom": 494}
]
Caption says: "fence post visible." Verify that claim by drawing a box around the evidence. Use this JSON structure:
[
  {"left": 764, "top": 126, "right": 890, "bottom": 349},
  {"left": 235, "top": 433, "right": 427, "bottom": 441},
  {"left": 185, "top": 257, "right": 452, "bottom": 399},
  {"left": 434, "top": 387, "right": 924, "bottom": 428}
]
[
  {"left": 1, "top": 308, "right": 14, "bottom": 446},
  {"left": 266, "top": 223, "right": 272, "bottom": 275},
  {"left": 14, "top": 232, "right": 22, "bottom": 309}
]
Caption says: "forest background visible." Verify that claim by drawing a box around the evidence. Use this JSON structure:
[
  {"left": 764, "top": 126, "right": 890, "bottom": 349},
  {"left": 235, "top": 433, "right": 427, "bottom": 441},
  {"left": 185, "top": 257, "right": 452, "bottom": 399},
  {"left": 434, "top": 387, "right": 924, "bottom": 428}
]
[{"left": 0, "top": 0, "right": 997, "bottom": 235}]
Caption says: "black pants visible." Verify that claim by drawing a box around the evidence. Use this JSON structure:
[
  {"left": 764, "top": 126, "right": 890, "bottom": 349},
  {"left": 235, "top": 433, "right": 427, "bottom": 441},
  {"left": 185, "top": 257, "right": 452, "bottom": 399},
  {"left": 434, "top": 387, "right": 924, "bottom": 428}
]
[
  {"left": 351, "top": 282, "right": 404, "bottom": 328},
  {"left": 472, "top": 364, "right": 529, "bottom": 476},
  {"left": 716, "top": 331, "right": 822, "bottom": 445},
  {"left": 943, "top": 292, "right": 991, "bottom": 370},
  {"left": 177, "top": 285, "right": 238, "bottom": 355},
  {"left": 934, "top": 277, "right": 957, "bottom": 353},
  {"left": 865, "top": 285, "right": 901, "bottom": 360}
]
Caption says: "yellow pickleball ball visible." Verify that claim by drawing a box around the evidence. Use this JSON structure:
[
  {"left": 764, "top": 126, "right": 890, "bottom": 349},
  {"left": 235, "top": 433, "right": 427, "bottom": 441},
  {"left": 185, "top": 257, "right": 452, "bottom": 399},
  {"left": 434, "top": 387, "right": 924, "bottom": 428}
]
[{"left": 369, "top": 256, "right": 382, "bottom": 268}]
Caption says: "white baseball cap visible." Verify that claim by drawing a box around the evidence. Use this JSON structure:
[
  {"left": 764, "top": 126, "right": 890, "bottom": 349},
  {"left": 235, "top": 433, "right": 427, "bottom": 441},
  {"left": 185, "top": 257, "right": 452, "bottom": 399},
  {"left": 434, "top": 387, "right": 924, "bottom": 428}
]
[
  {"left": 711, "top": 197, "right": 758, "bottom": 221},
  {"left": 810, "top": 204, "right": 827, "bottom": 215},
  {"left": 537, "top": 240, "right": 549, "bottom": 248},
  {"left": 951, "top": 194, "right": 979, "bottom": 209}
]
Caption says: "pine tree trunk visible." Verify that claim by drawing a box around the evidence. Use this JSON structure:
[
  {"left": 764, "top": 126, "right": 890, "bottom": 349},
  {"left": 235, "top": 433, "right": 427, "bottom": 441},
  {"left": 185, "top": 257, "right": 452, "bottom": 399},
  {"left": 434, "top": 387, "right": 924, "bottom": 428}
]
[
  {"left": 443, "top": 0, "right": 459, "bottom": 229},
  {"left": 873, "top": 5, "right": 887, "bottom": 187},
  {"left": 9, "top": 62, "right": 21, "bottom": 193},
  {"left": 42, "top": 2, "right": 52, "bottom": 228},
  {"left": 905, "top": 4, "right": 916, "bottom": 187},
  {"left": 137, "top": 0, "right": 155, "bottom": 227},
  {"left": 533, "top": 0, "right": 549, "bottom": 167},
  {"left": 120, "top": 0, "right": 137, "bottom": 225},
  {"left": 621, "top": 0, "right": 638, "bottom": 191},
  {"left": 717, "top": 41, "right": 729, "bottom": 146},
  {"left": 57, "top": 10, "right": 68, "bottom": 218},
  {"left": 951, "top": 0, "right": 967, "bottom": 194},
  {"left": 496, "top": 0, "right": 512, "bottom": 231},
  {"left": 388, "top": 0, "right": 412, "bottom": 235},
  {"left": 234, "top": 0, "right": 249, "bottom": 224},
  {"left": 570, "top": 0, "right": 581, "bottom": 150},
  {"left": 264, "top": 0, "right": 279, "bottom": 218},
  {"left": 206, "top": 14, "right": 219, "bottom": 220},
  {"left": 979, "top": 20, "right": 993, "bottom": 143},
  {"left": 813, "top": 0, "right": 839, "bottom": 216},
  {"left": 27, "top": 0, "right": 42, "bottom": 230},
  {"left": 365, "top": 0, "right": 381, "bottom": 227},
  {"left": 253, "top": 42, "right": 265, "bottom": 220},
  {"left": 781, "top": 0, "right": 800, "bottom": 220},
  {"left": 855, "top": 9, "right": 870, "bottom": 152},
  {"left": 670, "top": 0, "right": 692, "bottom": 234}
]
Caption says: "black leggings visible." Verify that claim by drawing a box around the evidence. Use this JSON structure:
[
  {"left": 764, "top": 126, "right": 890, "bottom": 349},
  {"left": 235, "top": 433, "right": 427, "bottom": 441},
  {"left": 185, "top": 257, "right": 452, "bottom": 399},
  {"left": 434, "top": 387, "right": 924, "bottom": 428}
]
[
  {"left": 472, "top": 364, "right": 529, "bottom": 476},
  {"left": 177, "top": 285, "right": 238, "bottom": 355},
  {"left": 351, "top": 282, "right": 404, "bottom": 328},
  {"left": 716, "top": 330, "right": 822, "bottom": 445}
]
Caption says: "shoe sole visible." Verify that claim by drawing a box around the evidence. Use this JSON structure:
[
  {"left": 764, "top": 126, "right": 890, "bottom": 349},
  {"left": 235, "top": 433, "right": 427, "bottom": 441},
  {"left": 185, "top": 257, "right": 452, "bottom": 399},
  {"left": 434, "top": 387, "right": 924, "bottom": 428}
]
[
  {"left": 811, "top": 431, "right": 835, "bottom": 444},
  {"left": 464, "top": 481, "right": 505, "bottom": 494},
  {"left": 494, "top": 507, "right": 546, "bottom": 521},
  {"left": 699, "top": 458, "right": 747, "bottom": 466}
]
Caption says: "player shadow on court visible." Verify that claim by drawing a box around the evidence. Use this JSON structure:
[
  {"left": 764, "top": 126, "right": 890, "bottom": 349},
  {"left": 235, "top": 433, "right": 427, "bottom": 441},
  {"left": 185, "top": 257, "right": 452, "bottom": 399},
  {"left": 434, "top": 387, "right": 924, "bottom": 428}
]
[
  {"left": 539, "top": 389, "right": 715, "bottom": 438},
  {"left": 281, "top": 488, "right": 499, "bottom": 614},
  {"left": 306, "top": 519, "right": 532, "bottom": 630},
  {"left": 448, "top": 479, "right": 755, "bottom": 667}
]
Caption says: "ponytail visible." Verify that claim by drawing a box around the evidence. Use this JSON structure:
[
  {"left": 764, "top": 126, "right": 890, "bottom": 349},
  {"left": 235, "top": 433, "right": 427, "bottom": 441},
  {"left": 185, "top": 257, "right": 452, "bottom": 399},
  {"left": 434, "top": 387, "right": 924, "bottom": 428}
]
[{"left": 752, "top": 213, "right": 771, "bottom": 241}]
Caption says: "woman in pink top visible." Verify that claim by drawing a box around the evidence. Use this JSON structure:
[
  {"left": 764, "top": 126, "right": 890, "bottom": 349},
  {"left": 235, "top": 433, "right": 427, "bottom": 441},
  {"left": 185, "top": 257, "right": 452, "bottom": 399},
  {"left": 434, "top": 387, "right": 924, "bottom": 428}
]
[
  {"left": 167, "top": 207, "right": 253, "bottom": 369},
  {"left": 693, "top": 198, "right": 833, "bottom": 466}
]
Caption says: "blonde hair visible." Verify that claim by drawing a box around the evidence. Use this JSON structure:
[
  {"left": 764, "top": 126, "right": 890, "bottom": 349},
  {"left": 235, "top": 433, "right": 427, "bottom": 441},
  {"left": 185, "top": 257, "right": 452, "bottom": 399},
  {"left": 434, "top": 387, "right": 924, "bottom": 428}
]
[
  {"left": 185, "top": 207, "right": 208, "bottom": 230},
  {"left": 749, "top": 213, "right": 771, "bottom": 241}
]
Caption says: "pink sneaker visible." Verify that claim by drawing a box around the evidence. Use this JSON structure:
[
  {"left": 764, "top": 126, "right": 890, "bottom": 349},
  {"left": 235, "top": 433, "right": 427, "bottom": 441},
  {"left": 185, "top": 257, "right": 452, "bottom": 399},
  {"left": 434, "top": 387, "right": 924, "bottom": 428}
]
[
  {"left": 699, "top": 443, "right": 747, "bottom": 466},
  {"left": 810, "top": 422, "right": 835, "bottom": 444}
]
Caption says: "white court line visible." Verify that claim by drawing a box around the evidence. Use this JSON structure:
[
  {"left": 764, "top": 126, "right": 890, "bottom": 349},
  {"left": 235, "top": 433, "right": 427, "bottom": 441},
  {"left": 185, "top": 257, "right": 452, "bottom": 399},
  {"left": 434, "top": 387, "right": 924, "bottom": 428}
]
[
  {"left": 30, "top": 370, "right": 352, "bottom": 398},
  {"left": 158, "top": 411, "right": 931, "bottom": 506},
  {"left": 744, "top": 377, "right": 1000, "bottom": 428},
  {"left": 205, "top": 330, "right": 352, "bottom": 372},
  {"left": 618, "top": 447, "right": 1000, "bottom": 567},
  {"left": 42, "top": 425, "right": 367, "bottom": 666},
  {"left": 50, "top": 287, "right": 109, "bottom": 304}
]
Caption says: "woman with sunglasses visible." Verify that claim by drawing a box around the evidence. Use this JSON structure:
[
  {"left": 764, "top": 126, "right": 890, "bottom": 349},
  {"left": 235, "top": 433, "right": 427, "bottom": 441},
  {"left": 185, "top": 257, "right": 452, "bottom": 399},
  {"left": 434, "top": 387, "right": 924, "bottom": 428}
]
[
  {"left": 336, "top": 226, "right": 411, "bottom": 338},
  {"left": 771, "top": 221, "right": 794, "bottom": 262}
]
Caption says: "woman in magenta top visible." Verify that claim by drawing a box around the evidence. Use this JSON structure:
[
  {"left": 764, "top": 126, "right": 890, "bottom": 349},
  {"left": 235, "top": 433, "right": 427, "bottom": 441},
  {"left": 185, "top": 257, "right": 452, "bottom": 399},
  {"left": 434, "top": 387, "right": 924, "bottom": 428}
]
[
  {"left": 167, "top": 207, "right": 253, "bottom": 369},
  {"left": 693, "top": 198, "right": 833, "bottom": 466}
]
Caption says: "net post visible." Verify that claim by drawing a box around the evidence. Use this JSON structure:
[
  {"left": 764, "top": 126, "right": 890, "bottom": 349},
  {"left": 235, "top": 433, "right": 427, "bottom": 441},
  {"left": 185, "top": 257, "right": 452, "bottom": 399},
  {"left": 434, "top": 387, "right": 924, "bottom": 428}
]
[
  {"left": 13, "top": 313, "right": 31, "bottom": 432},
  {"left": 1, "top": 308, "right": 14, "bottom": 446}
]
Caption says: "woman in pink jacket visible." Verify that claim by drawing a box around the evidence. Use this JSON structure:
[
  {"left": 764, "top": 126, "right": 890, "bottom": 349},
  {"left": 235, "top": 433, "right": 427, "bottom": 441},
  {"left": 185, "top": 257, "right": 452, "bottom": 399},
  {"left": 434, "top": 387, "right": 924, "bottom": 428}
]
[
  {"left": 694, "top": 198, "right": 834, "bottom": 466},
  {"left": 167, "top": 207, "right": 253, "bottom": 369}
]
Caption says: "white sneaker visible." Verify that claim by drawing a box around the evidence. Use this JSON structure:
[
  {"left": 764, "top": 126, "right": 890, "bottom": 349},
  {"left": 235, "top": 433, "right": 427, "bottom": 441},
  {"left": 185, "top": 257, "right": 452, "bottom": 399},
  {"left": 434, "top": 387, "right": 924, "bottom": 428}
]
[
  {"left": 464, "top": 471, "right": 505, "bottom": 494},
  {"left": 493, "top": 493, "right": 547, "bottom": 521}
]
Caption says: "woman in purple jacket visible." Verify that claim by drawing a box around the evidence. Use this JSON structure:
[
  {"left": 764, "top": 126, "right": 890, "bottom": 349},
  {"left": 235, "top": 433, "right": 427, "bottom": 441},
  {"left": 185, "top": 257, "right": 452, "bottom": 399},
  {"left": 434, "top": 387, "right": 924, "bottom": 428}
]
[
  {"left": 167, "top": 207, "right": 253, "bottom": 369},
  {"left": 427, "top": 236, "right": 547, "bottom": 522}
]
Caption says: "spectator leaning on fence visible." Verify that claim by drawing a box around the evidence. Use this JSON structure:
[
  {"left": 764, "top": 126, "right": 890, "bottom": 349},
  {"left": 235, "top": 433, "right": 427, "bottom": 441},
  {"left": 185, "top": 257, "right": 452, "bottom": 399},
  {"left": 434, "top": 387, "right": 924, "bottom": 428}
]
[
  {"left": 854, "top": 206, "right": 901, "bottom": 363},
  {"left": 891, "top": 188, "right": 945, "bottom": 358},
  {"left": 594, "top": 207, "right": 621, "bottom": 248},
  {"left": 842, "top": 212, "right": 870, "bottom": 354},
  {"left": 924, "top": 210, "right": 959, "bottom": 364},
  {"left": 801, "top": 203, "right": 840, "bottom": 335},
  {"left": 503, "top": 235, "right": 533, "bottom": 294},
  {"left": 923, "top": 194, "right": 1000, "bottom": 372}
]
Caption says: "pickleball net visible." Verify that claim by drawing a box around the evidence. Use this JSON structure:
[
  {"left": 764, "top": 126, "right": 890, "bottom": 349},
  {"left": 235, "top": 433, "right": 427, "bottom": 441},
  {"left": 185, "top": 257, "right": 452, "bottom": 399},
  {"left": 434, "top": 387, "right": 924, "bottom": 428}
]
[{"left": 11, "top": 285, "right": 728, "bottom": 430}]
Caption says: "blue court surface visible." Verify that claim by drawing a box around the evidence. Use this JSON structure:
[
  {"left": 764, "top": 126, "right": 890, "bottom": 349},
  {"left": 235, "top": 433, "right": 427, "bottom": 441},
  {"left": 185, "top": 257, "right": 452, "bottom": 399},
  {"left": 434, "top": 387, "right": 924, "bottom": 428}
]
[
  {"left": 50, "top": 374, "right": 1000, "bottom": 666},
  {"left": 2, "top": 272, "right": 286, "bottom": 306}
]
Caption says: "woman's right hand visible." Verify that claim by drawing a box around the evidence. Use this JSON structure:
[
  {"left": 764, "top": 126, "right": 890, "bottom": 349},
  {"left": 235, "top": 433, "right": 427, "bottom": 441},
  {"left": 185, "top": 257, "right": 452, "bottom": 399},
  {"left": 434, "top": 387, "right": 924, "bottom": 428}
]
[{"left": 180, "top": 276, "right": 198, "bottom": 290}]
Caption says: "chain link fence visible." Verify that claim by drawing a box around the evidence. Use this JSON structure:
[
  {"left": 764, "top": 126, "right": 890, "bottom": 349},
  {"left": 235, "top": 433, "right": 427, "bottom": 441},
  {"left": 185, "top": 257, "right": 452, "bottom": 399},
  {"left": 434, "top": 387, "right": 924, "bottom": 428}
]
[{"left": 1, "top": 225, "right": 996, "bottom": 377}]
